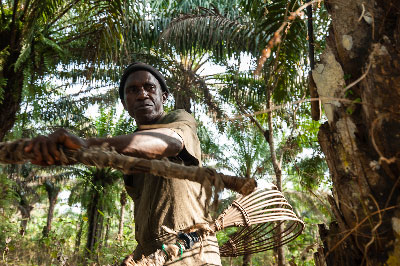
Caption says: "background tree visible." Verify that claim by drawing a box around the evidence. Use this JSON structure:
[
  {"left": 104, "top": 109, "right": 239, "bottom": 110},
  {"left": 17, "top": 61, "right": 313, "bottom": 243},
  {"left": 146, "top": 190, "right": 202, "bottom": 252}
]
[
  {"left": 0, "top": 0, "right": 129, "bottom": 140},
  {"left": 42, "top": 180, "right": 60, "bottom": 237},
  {"left": 76, "top": 107, "right": 132, "bottom": 262},
  {"left": 117, "top": 190, "right": 127, "bottom": 241},
  {"left": 225, "top": 119, "right": 271, "bottom": 266},
  {"left": 160, "top": 2, "right": 331, "bottom": 265}
]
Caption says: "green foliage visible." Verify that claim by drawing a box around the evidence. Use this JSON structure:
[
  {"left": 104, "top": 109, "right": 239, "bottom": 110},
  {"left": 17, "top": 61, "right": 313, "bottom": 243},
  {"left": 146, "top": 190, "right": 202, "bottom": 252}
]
[
  {"left": 96, "top": 107, "right": 116, "bottom": 137},
  {"left": 225, "top": 120, "right": 270, "bottom": 179},
  {"left": 197, "top": 121, "right": 226, "bottom": 166},
  {"left": 292, "top": 155, "right": 329, "bottom": 190},
  {"left": 0, "top": 174, "right": 17, "bottom": 210},
  {"left": 14, "top": 44, "right": 32, "bottom": 72},
  {"left": 114, "top": 113, "right": 136, "bottom": 136}
]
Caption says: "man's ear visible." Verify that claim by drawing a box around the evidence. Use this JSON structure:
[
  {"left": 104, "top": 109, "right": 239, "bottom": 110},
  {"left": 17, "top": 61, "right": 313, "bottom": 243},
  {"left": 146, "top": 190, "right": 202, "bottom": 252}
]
[{"left": 162, "top": 92, "right": 168, "bottom": 103}]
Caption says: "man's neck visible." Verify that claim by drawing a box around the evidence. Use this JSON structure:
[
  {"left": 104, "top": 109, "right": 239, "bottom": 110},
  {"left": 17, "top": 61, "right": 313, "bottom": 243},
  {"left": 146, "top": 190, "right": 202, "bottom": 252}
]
[{"left": 136, "top": 111, "right": 165, "bottom": 127}]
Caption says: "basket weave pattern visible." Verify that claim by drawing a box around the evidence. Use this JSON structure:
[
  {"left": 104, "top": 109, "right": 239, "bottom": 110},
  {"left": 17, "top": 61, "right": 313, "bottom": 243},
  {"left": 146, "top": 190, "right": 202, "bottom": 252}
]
[{"left": 212, "top": 187, "right": 304, "bottom": 257}]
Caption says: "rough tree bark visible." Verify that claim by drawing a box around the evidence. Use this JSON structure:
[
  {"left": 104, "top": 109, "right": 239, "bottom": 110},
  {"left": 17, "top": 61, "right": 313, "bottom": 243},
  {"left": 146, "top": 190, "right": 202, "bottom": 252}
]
[
  {"left": 173, "top": 72, "right": 192, "bottom": 113},
  {"left": 312, "top": 0, "right": 400, "bottom": 265}
]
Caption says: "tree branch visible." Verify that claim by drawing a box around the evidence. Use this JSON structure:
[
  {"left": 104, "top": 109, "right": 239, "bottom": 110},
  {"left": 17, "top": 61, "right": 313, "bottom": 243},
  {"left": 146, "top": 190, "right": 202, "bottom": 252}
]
[
  {"left": 0, "top": 139, "right": 257, "bottom": 196},
  {"left": 47, "top": 0, "right": 80, "bottom": 30},
  {"left": 10, "top": 0, "right": 20, "bottom": 49}
]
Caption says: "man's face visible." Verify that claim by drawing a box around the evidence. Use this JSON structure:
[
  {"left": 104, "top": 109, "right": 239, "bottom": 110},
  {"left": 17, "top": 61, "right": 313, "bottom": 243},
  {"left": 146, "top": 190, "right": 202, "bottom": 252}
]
[{"left": 123, "top": 70, "right": 167, "bottom": 125}]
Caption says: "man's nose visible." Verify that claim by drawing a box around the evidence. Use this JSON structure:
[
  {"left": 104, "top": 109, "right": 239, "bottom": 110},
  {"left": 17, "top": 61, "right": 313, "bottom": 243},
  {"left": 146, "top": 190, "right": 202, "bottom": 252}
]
[{"left": 136, "top": 87, "right": 149, "bottom": 99}]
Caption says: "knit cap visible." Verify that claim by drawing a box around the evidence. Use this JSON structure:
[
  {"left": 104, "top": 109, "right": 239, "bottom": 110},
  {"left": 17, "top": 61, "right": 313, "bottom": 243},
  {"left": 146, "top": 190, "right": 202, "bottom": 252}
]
[{"left": 119, "top": 62, "right": 169, "bottom": 100}]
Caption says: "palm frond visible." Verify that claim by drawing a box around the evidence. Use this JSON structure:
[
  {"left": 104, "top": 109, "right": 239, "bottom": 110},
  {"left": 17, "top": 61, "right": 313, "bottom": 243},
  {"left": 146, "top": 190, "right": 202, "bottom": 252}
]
[{"left": 160, "top": 6, "right": 255, "bottom": 58}]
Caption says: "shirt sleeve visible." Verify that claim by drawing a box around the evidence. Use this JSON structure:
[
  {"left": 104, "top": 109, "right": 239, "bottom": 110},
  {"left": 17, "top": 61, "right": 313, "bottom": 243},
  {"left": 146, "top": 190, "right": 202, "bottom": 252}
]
[{"left": 138, "top": 110, "right": 202, "bottom": 166}]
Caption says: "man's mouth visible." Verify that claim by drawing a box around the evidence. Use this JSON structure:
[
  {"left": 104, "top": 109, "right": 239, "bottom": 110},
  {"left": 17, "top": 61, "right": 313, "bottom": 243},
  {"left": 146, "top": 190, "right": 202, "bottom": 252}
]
[{"left": 135, "top": 103, "right": 153, "bottom": 110}]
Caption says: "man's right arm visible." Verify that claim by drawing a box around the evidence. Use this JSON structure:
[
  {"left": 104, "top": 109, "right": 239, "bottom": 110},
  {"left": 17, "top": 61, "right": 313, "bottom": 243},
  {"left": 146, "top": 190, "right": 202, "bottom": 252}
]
[
  {"left": 24, "top": 128, "right": 183, "bottom": 166},
  {"left": 88, "top": 128, "right": 183, "bottom": 159}
]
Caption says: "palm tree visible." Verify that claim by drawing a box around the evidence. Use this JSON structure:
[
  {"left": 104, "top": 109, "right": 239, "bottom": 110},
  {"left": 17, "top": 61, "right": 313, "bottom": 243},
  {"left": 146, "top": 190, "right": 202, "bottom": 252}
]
[
  {"left": 0, "top": 0, "right": 127, "bottom": 141},
  {"left": 42, "top": 180, "right": 61, "bottom": 237},
  {"left": 84, "top": 167, "right": 121, "bottom": 259},
  {"left": 159, "top": 2, "right": 330, "bottom": 264},
  {"left": 221, "top": 120, "right": 272, "bottom": 265},
  {"left": 5, "top": 164, "right": 41, "bottom": 236},
  {"left": 68, "top": 107, "right": 133, "bottom": 262},
  {"left": 117, "top": 190, "right": 127, "bottom": 241},
  {"left": 119, "top": 47, "right": 226, "bottom": 126},
  {"left": 160, "top": 0, "right": 308, "bottom": 63}
]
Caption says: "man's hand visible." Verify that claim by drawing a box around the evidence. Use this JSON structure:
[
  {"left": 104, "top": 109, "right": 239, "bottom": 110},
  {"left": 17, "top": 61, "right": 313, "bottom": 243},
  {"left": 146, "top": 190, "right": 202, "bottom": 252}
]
[{"left": 24, "top": 128, "right": 87, "bottom": 166}]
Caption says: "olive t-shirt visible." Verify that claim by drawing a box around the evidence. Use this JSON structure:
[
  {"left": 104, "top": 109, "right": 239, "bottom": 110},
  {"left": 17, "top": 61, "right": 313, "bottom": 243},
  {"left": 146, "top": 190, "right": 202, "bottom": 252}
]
[{"left": 124, "top": 109, "right": 221, "bottom": 266}]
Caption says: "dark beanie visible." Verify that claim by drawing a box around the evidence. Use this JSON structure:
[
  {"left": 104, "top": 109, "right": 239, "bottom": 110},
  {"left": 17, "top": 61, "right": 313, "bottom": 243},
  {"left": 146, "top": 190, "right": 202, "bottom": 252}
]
[{"left": 119, "top": 62, "right": 169, "bottom": 101}]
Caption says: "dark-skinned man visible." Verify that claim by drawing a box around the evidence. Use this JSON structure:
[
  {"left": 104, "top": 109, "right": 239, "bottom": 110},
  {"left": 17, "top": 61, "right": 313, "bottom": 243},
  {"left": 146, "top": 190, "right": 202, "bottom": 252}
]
[{"left": 24, "top": 62, "right": 222, "bottom": 265}]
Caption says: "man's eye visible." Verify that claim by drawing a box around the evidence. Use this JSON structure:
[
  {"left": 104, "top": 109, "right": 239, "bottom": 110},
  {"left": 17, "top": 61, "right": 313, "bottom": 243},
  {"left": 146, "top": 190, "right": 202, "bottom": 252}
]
[{"left": 145, "top": 84, "right": 155, "bottom": 91}]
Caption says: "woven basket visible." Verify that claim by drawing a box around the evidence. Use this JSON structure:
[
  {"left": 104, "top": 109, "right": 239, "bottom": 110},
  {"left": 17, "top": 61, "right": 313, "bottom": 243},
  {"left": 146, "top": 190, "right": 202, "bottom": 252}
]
[{"left": 212, "top": 186, "right": 304, "bottom": 257}]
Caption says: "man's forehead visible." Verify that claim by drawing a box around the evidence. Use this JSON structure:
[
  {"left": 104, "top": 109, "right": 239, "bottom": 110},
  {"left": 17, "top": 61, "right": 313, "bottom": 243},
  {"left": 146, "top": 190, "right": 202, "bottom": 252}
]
[{"left": 126, "top": 70, "right": 159, "bottom": 85}]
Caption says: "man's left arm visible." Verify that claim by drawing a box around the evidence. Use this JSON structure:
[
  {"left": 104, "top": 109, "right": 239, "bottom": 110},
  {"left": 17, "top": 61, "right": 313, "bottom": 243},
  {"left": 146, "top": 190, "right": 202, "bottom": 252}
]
[{"left": 24, "top": 128, "right": 184, "bottom": 165}]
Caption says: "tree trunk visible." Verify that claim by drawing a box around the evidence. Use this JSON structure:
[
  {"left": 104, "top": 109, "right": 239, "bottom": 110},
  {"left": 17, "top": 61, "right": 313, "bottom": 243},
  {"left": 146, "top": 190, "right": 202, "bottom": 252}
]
[
  {"left": 0, "top": 25, "right": 24, "bottom": 141},
  {"left": 0, "top": 75, "right": 23, "bottom": 141},
  {"left": 173, "top": 85, "right": 192, "bottom": 112},
  {"left": 173, "top": 90, "right": 191, "bottom": 112},
  {"left": 74, "top": 217, "right": 84, "bottom": 254},
  {"left": 241, "top": 88, "right": 286, "bottom": 265},
  {"left": 104, "top": 217, "right": 111, "bottom": 248},
  {"left": 86, "top": 189, "right": 103, "bottom": 255},
  {"left": 18, "top": 203, "right": 33, "bottom": 236},
  {"left": 242, "top": 253, "right": 252, "bottom": 266},
  {"left": 266, "top": 96, "right": 285, "bottom": 266},
  {"left": 17, "top": 191, "right": 33, "bottom": 236},
  {"left": 42, "top": 181, "right": 60, "bottom": 237},
  {"left": 118, "top": 190, "right": 127, "bottom": 241},
  {"left": 312, "top": 0, "right": 400, "bottom": 264}
]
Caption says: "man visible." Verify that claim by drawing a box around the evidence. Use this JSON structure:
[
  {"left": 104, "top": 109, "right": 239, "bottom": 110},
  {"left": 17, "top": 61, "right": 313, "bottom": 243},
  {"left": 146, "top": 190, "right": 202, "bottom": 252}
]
[{"left": 24, "top": 62, "right": 222, "bottom": 265}]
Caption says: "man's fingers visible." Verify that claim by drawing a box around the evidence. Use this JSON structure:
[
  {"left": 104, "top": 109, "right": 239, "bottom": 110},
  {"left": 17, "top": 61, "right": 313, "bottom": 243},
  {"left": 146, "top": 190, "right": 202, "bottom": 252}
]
[
  {"left": 25, "top": 129, "right": 84, "bottom": 166},
  {"left": 50, "top": 130, "right": 82, "bottom": 150},
  {"left": 33, "top": 141, "right": 43, "bottom": 163},
  {"left": 24, "top": 142, "right": 33, "bottom": 153},
  {"left": 63, "top": 137, "right": 82, "bottom": 150},
  {"left": 48, "top": 141, "right": 60, "bottom": 161},
  {"left": 40, "top": 142, "right": 53, "bottom": 165}
]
